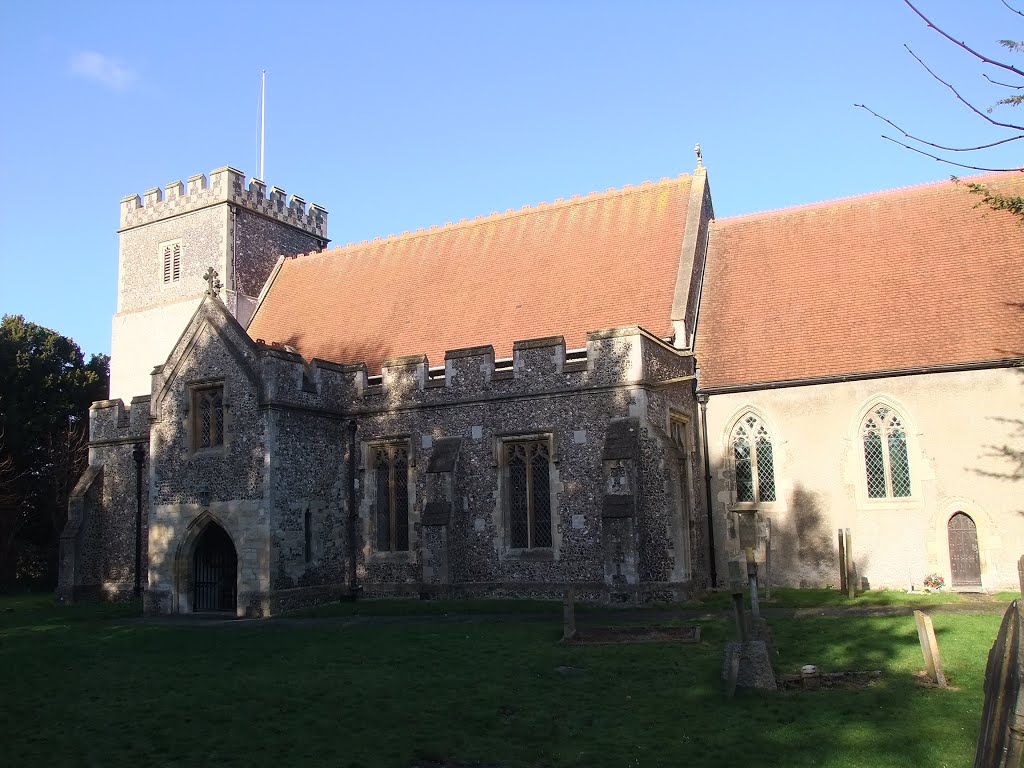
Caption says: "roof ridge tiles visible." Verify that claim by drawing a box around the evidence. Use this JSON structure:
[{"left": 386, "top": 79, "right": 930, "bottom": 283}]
[
  {"left": 716, "top": 170, "right": 1019, "bottom": 225},
  {"left": 309, "top": 173, "right": 691, "bottom": 258}
]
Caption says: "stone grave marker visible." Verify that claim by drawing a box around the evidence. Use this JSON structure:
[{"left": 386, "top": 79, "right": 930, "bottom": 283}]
[
  {"left": 913, "top": 610, "right": 947, "bottom": 687},
  {"left": 838, "top": 528, "right": 847, "bottom": 594},
  {"left": 562, "top": 587, "right": 577, "bottom": 641},
  {"left": 722, "top": 558, "right": 776, "bottom": 693},
  {"left": 845, "top": 528, "right": 855, "bottom": 599}
]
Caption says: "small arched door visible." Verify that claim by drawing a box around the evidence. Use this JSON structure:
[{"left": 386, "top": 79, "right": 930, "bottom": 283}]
[
  {"left": 948, "top": 512, "right": 982, "bottom": 589},
  {"left": 193, "top": 524, "right": 237, "bottom": 612}
]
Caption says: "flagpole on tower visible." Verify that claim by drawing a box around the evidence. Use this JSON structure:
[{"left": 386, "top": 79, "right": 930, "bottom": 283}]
[{"left": 259, "top": 69, "right": 266, "bottom": 181}]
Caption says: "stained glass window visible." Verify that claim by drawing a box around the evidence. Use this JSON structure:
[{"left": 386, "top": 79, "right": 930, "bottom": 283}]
[
  {"left": 861, "top": 406, "right": 912, "bottom": 499},
  {"left": 731, "top": 414, "right": 776, "bottom": 504},
  {"left": 506, "top": 440, "right": 552, "bottom": 549}
]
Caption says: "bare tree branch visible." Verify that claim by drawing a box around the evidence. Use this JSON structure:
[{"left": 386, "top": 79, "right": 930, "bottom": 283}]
[
  {"left": 905, "top": 0, "right": 1024, "bottom": 77},
  {"left": 1001, "top": 0, "right": 1024, "bottom": 19},
  {"left": 906, "top": 45, "right": 1024, "bottom": 131},
  {"left": 856, "top": 103, "right": 1024, "bottom": 151},
  {"left": 983, "top": 73, "right": 1024, "bottom": 88},
  {"left": 880, "top": 134, "right": 1024, "bottom": 171}
]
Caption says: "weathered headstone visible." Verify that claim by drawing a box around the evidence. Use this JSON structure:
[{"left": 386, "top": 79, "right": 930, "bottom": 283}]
[
  {"left": 1017, "top": 555, "right": 1024, "bottom": 598},
  {"left": 725, "top": 650, "right": 741, "bottom": 698},
  {"left": 722, "top": 558, "right": 776, "bottom": 693},
  {"left": 722, "top": 640, "right": 777, "bottom": 691},
  {"left": 974, "top": 600, "right": 1024, "bottom": 768},
  {"left": 914, "top": 610, "right": 947, "bottom": 687},
  {"left": 765, "top": 519, "right": 773, "bottom": 601},
  {"left": 562, "top": 587, "right": 577, "bottom": 641},
  {"left": 728, "top": 560, "right": 748, "bottom": 642},
  {"left": 746, "top": 547, "right": 761, "bottom": 622},
  {"left": 838, "top": 529, "right": 848, "bottom": 594},
  {"left": 845, "top": 528, "right": 855, "bottom": 599}
]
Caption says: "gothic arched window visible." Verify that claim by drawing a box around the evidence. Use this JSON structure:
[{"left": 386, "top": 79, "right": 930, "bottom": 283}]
[
  {"left": 861, "top": 405, "right": 911, "bottom": 498},
  {"left": 372, "top": 443, "right": 410, "bottom": 552},
  {"left": 731, "top": 413, "right": 776, "bottom": 503}
]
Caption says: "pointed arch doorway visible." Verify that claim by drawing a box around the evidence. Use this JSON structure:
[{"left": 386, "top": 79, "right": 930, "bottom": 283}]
[
  {"left": 947, "top": 512, "right": 982, "bottom": 589},
  {"left": 192, "top": 523, "right": 237, "bottom": 612}
]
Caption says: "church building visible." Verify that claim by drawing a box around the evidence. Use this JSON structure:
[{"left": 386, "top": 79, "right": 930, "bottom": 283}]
[{"left": 57, "top": 158, "right": 1024, "bottom": 616}]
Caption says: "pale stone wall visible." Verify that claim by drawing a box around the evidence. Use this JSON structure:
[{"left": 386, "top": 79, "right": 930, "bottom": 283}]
[
  {"left": 110, "top": 299, "right": 204, "bottom": 403},
  {"left": 705, "top": 367, "right": 1024, "bottom": 591}
]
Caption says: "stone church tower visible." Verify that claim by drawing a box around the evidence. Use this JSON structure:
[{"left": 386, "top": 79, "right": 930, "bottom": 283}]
[{"left": 110, "top": 167, "right": 328, "bottom": 402}]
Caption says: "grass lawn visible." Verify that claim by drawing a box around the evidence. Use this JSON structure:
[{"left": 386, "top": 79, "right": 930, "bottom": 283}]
[
  {"left": 693, "top": 586, "right": 1015, "bottom": 610},
  {"left": 0, "top": 592, "right": 999, "bottom": 768}
]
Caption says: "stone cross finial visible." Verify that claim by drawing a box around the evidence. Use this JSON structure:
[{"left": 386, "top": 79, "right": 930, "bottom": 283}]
[
  {"left": 694, "top": 143, "right": 703, "bottom": 168},
  {"left": 203, "top": 267, "right": 222, "bottom": 296}
]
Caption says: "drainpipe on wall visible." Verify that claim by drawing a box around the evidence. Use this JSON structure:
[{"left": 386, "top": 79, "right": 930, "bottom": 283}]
[
  {"left": 697, "top": 394, "right": 717, "bottom": 588},
  {"left": 346, "top": 419, "right": 359, "bottom": 600},
  {"left": 132, "top": 443, "right": 145, "bottom": 598}
]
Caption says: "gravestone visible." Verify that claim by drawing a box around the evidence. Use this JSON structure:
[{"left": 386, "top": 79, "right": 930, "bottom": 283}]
[
  {"left": 974, "top": 600, "right": 1024, "bottom": 768},
  {"left": 562, "top": 588, "right": 577, "bottom": 641},
  {"left": 838, "top": 529, "right": 847, "bottom": 594},
  {"left": 845, "top": 528, "right": 855, "bottom": 599},
  {"left": 914, "top": 610, "right": 947, "bottom": 687},
  {"left": 722, "top": 559, "right": 776, "bottom": 692},
  {"left": 722, "top": 641, "right": 776, "bottom": 691}
]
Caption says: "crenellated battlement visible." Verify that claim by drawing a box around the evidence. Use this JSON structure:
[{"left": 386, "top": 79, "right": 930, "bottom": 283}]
[
  {"left": 89, "top": 396, "right": 152, "bottom": 444},
  {"left": 119, "top": 167, "right": 328, "bottom": 240},
  {"left": 254, "top": 326, "right": 695, "bottom": 411}
]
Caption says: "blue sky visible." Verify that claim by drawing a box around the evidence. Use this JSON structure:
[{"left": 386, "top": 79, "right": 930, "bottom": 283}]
[{"left": 0, "top": 1, "right": 1019, "bottom": 359}]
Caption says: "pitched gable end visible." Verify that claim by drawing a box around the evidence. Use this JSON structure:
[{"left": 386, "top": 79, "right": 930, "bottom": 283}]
[{"left": 152, "top": 294, "right": 263, "bottom": 415}]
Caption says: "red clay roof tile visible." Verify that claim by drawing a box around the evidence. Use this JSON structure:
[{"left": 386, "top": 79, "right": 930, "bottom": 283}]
[
  {"left": 696, "top": 173, "right": 1024, "bottom": 389},
  {"left": 247, "top": 176, "right": 693, "bottom": 371}
]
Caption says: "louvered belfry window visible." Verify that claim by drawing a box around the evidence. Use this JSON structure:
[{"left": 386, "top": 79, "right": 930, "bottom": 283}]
[
  {"left": 373, "top": 444, "right": 409, "bottom": 552},
  {"left": 862, "top": 405, "right": 911, "bottom": 498},
  {"left": 162, "top": 241, "right": 181, "bottom": 283},
  {"left": 194, "top": 386, "right": 224, "bottom": 449},
  {"left": 506, "top": 440, "right": 552, "bottom": 549},
  {"left": 731, "top": 414, "right": 777, "bottom": 503}
]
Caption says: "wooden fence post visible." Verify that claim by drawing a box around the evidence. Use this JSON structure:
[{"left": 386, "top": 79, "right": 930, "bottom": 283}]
[{"left": 974, "top": 601, "right": 1024, "bottom": 768}]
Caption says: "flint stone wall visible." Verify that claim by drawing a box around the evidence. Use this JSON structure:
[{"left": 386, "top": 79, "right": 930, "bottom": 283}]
[{"left": 66, "top": 305, "right": 706, "bottom": 614}]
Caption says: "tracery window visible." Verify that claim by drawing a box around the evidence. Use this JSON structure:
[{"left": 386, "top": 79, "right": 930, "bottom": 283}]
[
  {"left": 372, "top": 444, "right": 410, "bottom": 552},
  {"left": 161, "top": 240, "right": 181, "bottom": 283},
  {"left": 861, "top": 405, "right": 911, "bottom": 498},
  {"left": 505, "top": 439, "right": 552, "bottom": 549},
  {"left": 731, "top": 413, "right": 776, "bottom": 503},
  {"left": 192, "top": 385, "right": 224, "bottom": 450}
]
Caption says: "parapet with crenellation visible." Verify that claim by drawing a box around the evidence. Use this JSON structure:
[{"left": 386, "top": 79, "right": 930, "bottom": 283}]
[
  {"left": 119, "top": 167, "right": 328, "bottom": 241},
  {"left": 253, "top": 327, "right": 695, "bottom": 412},
  {"left": 89, "top": 396, "right": 152, "bottom": 444}
]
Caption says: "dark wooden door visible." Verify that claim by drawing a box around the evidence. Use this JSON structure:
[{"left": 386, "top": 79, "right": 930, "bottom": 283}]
[
  {"left": 948, "top": 512, "right": 982, "bottom": 588},
  {"left": 193, "top": 525, "right": 237, "bottom": 612}
]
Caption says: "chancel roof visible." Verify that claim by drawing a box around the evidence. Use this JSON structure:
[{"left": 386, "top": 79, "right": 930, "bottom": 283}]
[
  {"left": 696, "top": 172, "right": 1024, "bottom": 390},
  {"left": 247, "top": 175, "right": 694, "bottom": 371}
]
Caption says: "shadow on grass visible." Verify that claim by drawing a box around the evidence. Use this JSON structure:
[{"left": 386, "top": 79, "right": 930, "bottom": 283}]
[{"left": 0, "top": 595, "right": 1000, "bottom": 768}]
